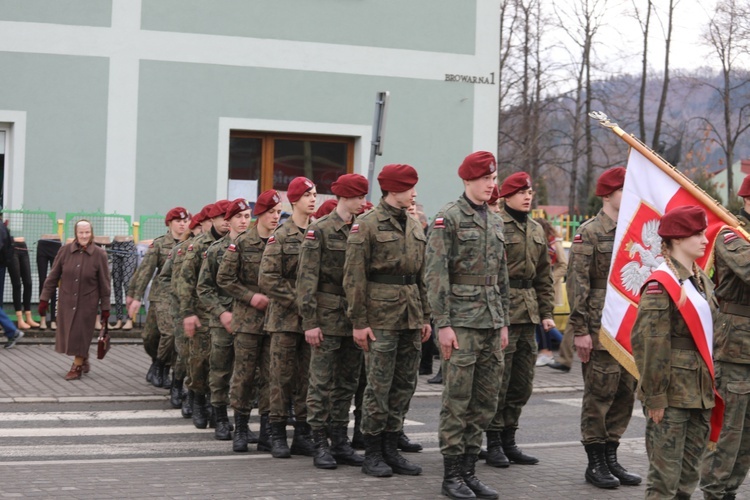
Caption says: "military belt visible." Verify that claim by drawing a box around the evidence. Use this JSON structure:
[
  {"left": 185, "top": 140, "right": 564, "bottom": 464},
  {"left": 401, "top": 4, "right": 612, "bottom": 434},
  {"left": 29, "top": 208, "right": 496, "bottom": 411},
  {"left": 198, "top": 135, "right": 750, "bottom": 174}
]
[
  {"left": 509, "top": 279, "right": 534, "bottom": 289},
  {"left": 318, "top": 282, "right": 345, "bottom": 296},
  {"left": 591, "top": 279, "right": 608, "bottom": 289},
  {"left": 451, "top": 274, "right": 497, "bottom": 286},
  {"left": 720, "top": 302, "right": 750, "bottom": 318},
  {"left": 671, "top": 336, "right": 697, "bottom": 351},
  {"left": 369, "top": 274, "right": 418, "bottom": 285}
]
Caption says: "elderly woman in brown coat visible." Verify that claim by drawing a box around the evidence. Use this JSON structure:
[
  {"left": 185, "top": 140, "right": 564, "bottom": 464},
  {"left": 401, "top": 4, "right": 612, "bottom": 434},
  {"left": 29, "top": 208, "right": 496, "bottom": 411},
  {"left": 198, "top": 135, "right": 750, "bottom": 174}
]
[{"left": 39, "top": 220, "right": 111, "bottom": 380}]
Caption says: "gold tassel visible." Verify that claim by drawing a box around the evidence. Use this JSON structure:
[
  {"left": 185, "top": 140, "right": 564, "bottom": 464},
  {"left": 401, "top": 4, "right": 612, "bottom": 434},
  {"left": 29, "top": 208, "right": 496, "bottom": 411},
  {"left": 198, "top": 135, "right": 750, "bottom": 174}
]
[{"left": 599, "top": 328, "right": 641, "bottom": 380}]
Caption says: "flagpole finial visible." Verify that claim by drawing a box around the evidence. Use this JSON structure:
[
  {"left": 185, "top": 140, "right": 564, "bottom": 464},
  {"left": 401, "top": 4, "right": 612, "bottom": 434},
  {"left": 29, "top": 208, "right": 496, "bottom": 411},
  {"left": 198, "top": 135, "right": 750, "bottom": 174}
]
[{"left": 589, "top": 111, "right": 624, "bottom": 137}]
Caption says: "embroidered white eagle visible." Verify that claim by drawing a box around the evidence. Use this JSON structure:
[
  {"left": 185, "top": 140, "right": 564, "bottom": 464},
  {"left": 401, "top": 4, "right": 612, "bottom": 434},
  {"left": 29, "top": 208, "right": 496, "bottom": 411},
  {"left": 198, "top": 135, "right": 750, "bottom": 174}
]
[{"left": 620, "top": 219, "right": 664, "bottom": 295}]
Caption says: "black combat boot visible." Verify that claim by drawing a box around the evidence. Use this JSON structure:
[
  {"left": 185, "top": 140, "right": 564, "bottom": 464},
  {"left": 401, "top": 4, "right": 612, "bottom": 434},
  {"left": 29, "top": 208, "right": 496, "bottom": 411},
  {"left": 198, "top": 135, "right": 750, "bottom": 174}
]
[
  {"left": 312, "top": 428, "right": 337, "bottom": 469},
  {"left": 233, "top": 412, "right": 250, "bottom": 452},
  {"left": 604, "top": 442, "right": 642, "bottom": 485},
  {"left": 382, "top": 431, "right": 422, "bottom": 475},
  {"left": 501, "top": 428, "right": 538, "bottom": 465},
  {"left": 441, "top": 455, "right": 476, "bottom": 499},
  {"left": 146, "top": 359, "right": 158, "bottom": 384},
  {"left": 397, "top": 430, "right": 423, "bottom": 452},
  {"left": 723, "top": 494, "right": 737, "bottom": 500},
  {"left": 270, "top": 422, "right": 291, "bottom": 458},
  {"left": 257, "top": 413, "right": 272, "bottom": 452},
  {"left": 170, "top": 377, "right": 183, "bottom": 409},
  {"left": 584, "top": 443, "right": 620, "bottom": 489},
  {"left": 352, "top": 412, "right": 365, "bottom": 450},
  {"left": 428, "top": 366, "right": 443, "bottom": 384},
  {"left": 181, "top": 390, "right": 194, "bottom": 419},
  {"left": 213, "top": 405, "right": 232, "bottom": 440},
  {"left": 462, "top": 454, "right": 498, "bottom": 499},
  {"left": 162, "top": 366, "right": 172, "bottom": 389},
  {"left": 361, "top": 433, "right": 392, "bottom": 477},
  {"left": 329, "top": 425, "right": 364, "bottom": 466},
  {"left": 206, "top": 396, "right": 217, "bottom": 429},
  {"left": 290, "top": 421, "right": 316, "bottom": 456},
  {"left": 192, "top": 393, "right": 208, "bottom": 429},
  {"left": 151, "top": 360, "right": 165, "bottom": 387},
  {"left": 484, "top": 431, "right": 509, "bottom": 468}
]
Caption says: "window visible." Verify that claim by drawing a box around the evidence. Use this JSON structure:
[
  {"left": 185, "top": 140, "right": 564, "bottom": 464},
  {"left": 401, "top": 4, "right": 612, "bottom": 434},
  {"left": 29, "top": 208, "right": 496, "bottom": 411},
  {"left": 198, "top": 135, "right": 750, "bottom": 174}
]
[{"left": 228, "top": 131, "right": 354, "bottom": 202}]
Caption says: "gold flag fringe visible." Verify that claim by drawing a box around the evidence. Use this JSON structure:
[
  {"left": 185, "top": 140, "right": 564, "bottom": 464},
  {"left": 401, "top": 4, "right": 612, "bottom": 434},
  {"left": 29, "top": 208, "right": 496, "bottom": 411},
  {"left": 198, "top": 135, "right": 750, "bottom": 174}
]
[{"left": 599, "top": 327, "right": 640, "bottom": 380}]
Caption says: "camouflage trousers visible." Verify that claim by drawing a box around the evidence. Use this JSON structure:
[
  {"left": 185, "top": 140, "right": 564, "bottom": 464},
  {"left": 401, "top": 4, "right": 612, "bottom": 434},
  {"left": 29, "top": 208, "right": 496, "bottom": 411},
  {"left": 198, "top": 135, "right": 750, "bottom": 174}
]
[
  {"left": 307, "top": 335, "right": 362, "bottom": 430},
  {"left": 172, "top": 309, "right": 188, "bottom": 382},
  {"left": 185, "top": 326, "right": 211, "bottom": 394},
  {"left": 700, "top": 361, "right": 750, "bottom": 499},
  {"left": 209, "top": 327, "right": 234, "bottom": 406},
  {"left": 230, "top": 332, "right": 270, "bottom": 416},
  {"left": 439, "top": 327, "right": 503, "bottom": 456},
  {"left": 361, "top": 329, "right": 421, "bottom": 436},
  {"left": 353, "top": 361, "right": 366, "bottom": 424},
  {"left": 488, "top": 323, "right": 535, "bottom": 431},
  {"left": 580, "top": 348, "right": 636, "bottom": 444},
  {"left": 155, "top": 301, "right": 176, "bottom": 367},
  {"left": 556, "top": 322, "right": 575, "bottom": 368},
  {"left": 269, "top": 332, "right": 310, "bottom": 424},
  {"left": 644, "top": 406, "right": 710, "bottom": 499},
  {"left": 141, "top": 304, "right": 161, "bottom": 360}
]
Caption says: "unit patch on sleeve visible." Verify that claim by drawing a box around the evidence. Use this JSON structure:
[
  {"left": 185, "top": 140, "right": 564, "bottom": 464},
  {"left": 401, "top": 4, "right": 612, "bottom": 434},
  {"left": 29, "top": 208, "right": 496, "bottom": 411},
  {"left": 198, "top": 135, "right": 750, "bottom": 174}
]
[
  {"left": 267, "top": 235, "right": 276, "bottom": 245},
  {"left": 351, "top": 224, "right": 359, "bottom": 234},
  {"left": 724, "top": 232, "right": 739, "bottom": 244},
  {"left": 573, "top": 234, "right": 583, "bottom": 244},
  {"left": 305, "top": 230, "right": 316, "bottom": 240},
  {"left": 645, "top": 282, "right": 663, "bottom": 295},
  {"left": 434, "top": 217, "right": 445, "bottom": 229},
  {"left": 227, "top": 244, "right": 237, "bottom": 252}
]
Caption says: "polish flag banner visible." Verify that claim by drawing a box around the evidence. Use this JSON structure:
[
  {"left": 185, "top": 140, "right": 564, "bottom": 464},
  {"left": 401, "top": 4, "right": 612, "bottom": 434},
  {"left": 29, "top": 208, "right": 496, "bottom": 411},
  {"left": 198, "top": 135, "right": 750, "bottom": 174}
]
[{"left": 599, "top": 148, "right": 728, "bottom": 377}]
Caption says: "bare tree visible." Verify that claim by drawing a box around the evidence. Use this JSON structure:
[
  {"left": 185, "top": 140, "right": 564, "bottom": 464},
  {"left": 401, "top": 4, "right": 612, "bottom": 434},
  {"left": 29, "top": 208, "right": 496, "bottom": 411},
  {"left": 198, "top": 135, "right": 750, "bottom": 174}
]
[
  {"left": 651, "top": 0, "right": 678, "bottom": 151},
  {"left": 632, "top": 0, "right": 653, "bottom": 142}
]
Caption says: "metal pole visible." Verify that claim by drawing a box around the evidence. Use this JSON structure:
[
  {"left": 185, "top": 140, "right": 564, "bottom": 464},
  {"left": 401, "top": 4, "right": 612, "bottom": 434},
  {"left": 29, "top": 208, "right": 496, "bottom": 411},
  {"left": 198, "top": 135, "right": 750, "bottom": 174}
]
[{"left": 367, "top": 91, "right": 389, "bottom": 202}]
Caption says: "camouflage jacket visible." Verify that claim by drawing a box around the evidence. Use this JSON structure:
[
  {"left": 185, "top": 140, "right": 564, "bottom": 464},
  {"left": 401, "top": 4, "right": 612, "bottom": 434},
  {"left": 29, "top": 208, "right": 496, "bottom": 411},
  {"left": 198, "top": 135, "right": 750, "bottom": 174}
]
[
  {"left": 216, "top": 226, "right": 267, "bottom": 335},
  {"left": 297, "top": 210, "right": 352, "bottom": 335},
  {"left": 565, "top": 210, "right": 615, "bottom": 349},
  {"left": 631, "top": 259, "right": 716, "bottom": 411},
  {"left": 500, "top": 209, "right": 554, "bottom": 324},
  {"left": 425, "top": 196, "right": 510, "bottom": 329},
  {"left": 174, "top": 229, "right": 220, "bottom": 321},
  {"left": 159, "top": 235, "right": 194, "bottom": 317},
  {"left": 258, "top": 218, "right": 305, "bottom": 334},
  {"left": 343, "top": 198, "right": 430, "bottom": 331},
  {"left": 713, "top": 212, "right": 750, "bottom": 363},
  {"left": 127, "top": 231, "right": 177, "bottom": 302},
  {"left": 197, "top": 234, "right": 233, "bottom": 327}
]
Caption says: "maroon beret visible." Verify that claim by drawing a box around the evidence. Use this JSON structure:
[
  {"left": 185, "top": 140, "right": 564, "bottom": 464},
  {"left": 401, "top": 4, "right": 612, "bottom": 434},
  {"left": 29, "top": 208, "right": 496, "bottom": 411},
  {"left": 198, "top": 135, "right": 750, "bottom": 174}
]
[
  {"left": 207, "top": 200, "right": 231, "bottom": 219},
  {"left": 287, "top": 177, "right": 315, "bottom": 203},
  {"left": 331, "top": 174, "right": 369, "bottom": 198},
  {"left": 358, "top": 201, "right": 374, "bottom": 215},
  {"left": 595, "top": 167, "right": 626, "bottom": 196},
  {"left": 377, "top": 164, "right": 418, "bottom": 192},
  {"left": 313, "top": 199, "right": 338, "bottom": 219},
  {"left": 224, "top": 198, "right": 251, "bottom": 220},
  {"left": 658, "top": 205, "right": 708, "bottom": 240},
  {"left": 499, "top": 172, "right": 532, "bottom": 198},
  {"left": 190, "top": 204, "right": 213, "bottom": 229},
  {"left": 253, "top": 190, "right": 281, "bottom": 216},
  {"left": 739, "top": 175, "right": 750, "bottom": 197},
  {"left": 458, "top": 151, "right": 497, "bottom": 180},
  {"left": 488, "top": 185, "right": 500, "bottom": 205},
  {"left": 165, "top": 207, "right": 190, "bottom": 226}
]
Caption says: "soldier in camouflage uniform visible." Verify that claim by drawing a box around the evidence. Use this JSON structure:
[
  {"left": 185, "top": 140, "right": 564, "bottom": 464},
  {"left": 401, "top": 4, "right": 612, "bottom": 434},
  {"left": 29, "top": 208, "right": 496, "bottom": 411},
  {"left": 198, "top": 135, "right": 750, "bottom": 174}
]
[
  {"left": 127, "top": 207, "right": 190, "bottom": 388},
  {"left": 175, "top": 199, "right": 230, "bottom": 430},
  {"left": 631, "top": 206, "right": 717, "bottom": 499},
  {"left": 217, "top": 190, "right": 282, "bottom": 453},
  {"left": 259, "top": 177, "right": 318, "bottom": 459},
  {"left": 484, "top": 172, "right": 553, "bottom": 469},
  {"left": 425, "top": 152, "right": 509, "bottom": 500},
  {"left": 700, "top": 176, "right": 750, "bottom": 500},
  {"left": 198, "top": 198, "right": 251, "bottom": 441},
  {"left": 297, "top": 174, "right": 369, "bottom": 470},
  {"left": 566, "top": 167, "right": 641, "bottom": 489},
  {"left": 343, "top": 163, "right": 431, "bottom": 478}
]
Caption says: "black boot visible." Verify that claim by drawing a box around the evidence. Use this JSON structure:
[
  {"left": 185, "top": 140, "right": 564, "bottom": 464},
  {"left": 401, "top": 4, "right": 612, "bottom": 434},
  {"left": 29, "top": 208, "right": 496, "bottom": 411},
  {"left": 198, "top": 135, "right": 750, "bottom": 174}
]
[
  {"left": 206, "top": 396, "right": 216, "bottom": 429},
  {"left": 213, "top": 405, "right": 232, "bottom": 440},
  {"left": 170, "top": 378, "right": 184, "bottom": 409},
  {"left": 329, "top": 425, "right": 364, "bottom": 466},
  {"left": 270, "top": 422, "right": 291, "bottom": 458},
  {"left": 352, "top": 413, "right": 365, "bottom": 450},
  {"left": 397, "top": 431, "right": 423, "bottom": 452},
  {"left": 257, "top": 413, "right": 272, "bottom": 452},
  {"left": 584, "top": 443, "right": 620, "bottom": 489},
  {"left": 233, "top": 412, "right": 250, "bottom": 452},
  {"left": 361, "top": 433, "right": 392, "bottom": 477},
  {"left": 152, "top": 360, "right": 165, "bottom": 388},
  {"left": 428, "top": 367, "right": 443, "bottom": 384},
  {"left": 290, "top": 422, "right": 316, "bottom": 456},
  {"left": 146, "top": 359, "right": 158, "bottom": 384},
  {"left": 604, "top": 442, "right": 642, "bottom": 485},
  {"left": 441, "top": 455, "right": 476, "bottom": 499},
  {"left": 312, "top": 428, "right": 337, "bottom": 469},
  {"left": 192, "top": 393, "right": 208, "bottom": 429},
  {"left": 181, "top": 390, "right": 194, "bottom": 419},
  {"left": 484, "top": 431, "right": 509, "bottom": 468},
  {"left": 462, "top": 454, "right": 498, "bottom": 499},
  {"left": 162, "top": 366, "right": 172, "bottom": 389},
  {"left": 501, "top": 428, "right": 538, "bottom": 465},
  {"left": 382, "top": 431, "right": 422, "bottom": 475}
]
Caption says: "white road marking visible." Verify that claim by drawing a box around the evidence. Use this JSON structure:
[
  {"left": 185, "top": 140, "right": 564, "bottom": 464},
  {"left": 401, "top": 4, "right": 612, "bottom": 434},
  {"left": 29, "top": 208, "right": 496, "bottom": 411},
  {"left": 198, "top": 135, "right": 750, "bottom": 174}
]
[{"left": 546, "top": 398, "right": 645, "bottom": 418}]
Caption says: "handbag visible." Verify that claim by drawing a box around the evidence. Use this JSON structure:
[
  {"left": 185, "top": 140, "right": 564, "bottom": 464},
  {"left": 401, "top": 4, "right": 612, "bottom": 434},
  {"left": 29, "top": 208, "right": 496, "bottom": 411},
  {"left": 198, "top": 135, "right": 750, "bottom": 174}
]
[{"left": 97, "top": 323, "right": 111, "bottom": 360}]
